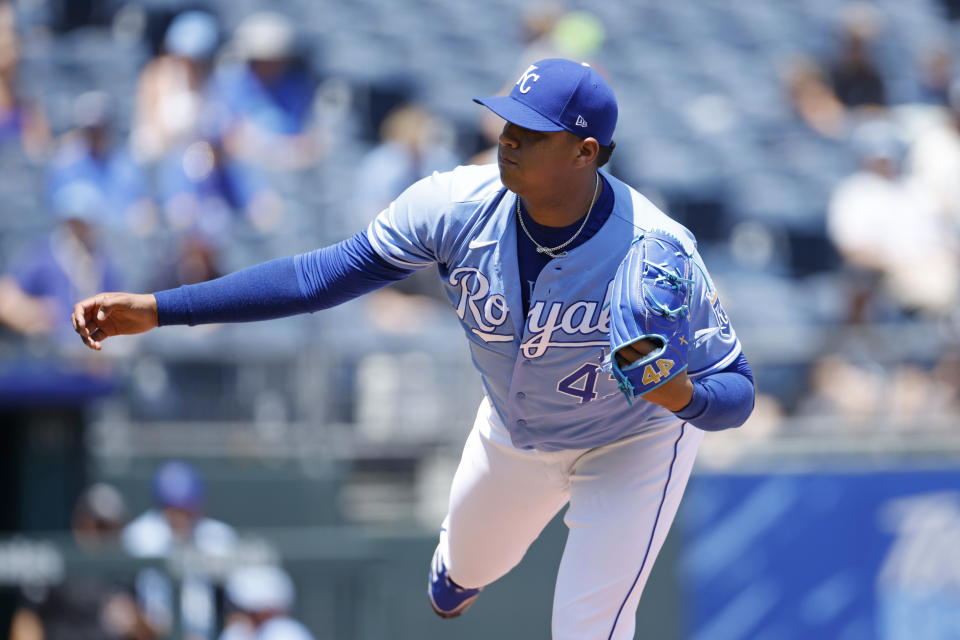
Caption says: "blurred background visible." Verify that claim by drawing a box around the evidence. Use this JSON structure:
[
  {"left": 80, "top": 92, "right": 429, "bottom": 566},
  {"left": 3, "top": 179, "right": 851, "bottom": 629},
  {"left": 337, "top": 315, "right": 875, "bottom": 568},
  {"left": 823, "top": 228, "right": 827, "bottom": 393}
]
[{"left": 0, "top": 0, "right": 959, "bottom": 638}]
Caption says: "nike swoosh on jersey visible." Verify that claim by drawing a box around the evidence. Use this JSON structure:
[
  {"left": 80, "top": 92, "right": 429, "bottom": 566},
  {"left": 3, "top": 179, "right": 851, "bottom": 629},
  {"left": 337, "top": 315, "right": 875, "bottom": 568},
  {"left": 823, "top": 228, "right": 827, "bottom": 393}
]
[{"left": 468, "top": 239, "right": 498, "bottom": 249}]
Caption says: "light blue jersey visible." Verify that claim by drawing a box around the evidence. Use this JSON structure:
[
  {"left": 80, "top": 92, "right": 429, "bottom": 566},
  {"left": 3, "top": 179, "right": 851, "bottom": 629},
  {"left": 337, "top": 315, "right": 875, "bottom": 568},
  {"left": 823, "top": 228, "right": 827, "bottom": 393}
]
[{"left": 367, "top": 164, "right": 740, "bottom": 451}]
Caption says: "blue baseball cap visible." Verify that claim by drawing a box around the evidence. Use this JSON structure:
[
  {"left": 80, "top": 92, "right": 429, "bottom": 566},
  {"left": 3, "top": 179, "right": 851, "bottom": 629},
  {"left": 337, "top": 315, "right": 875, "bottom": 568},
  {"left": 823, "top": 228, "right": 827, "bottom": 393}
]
[
  {"left": 152, "top": 460, "right": 205, "bottom": 511},
  {"left": 165, "top": 11, "right": 219, "bottom": 60},
  {"left": 474, "top": 58, "right": 618, "bottom": 146}
]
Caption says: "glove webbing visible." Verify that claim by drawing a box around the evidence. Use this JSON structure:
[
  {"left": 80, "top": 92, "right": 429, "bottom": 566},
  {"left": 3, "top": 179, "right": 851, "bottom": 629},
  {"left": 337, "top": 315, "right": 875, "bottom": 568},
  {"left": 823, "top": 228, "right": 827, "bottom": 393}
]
[{"left": 642, "top": 255, "right": 693, "bottom": 319}]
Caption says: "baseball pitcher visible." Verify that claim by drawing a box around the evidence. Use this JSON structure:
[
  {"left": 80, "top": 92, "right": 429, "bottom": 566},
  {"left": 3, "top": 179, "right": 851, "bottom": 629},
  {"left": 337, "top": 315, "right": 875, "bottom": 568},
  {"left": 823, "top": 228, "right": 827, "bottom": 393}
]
[{"left": 73, "top": 58, "right": 755, "bottom": 639}]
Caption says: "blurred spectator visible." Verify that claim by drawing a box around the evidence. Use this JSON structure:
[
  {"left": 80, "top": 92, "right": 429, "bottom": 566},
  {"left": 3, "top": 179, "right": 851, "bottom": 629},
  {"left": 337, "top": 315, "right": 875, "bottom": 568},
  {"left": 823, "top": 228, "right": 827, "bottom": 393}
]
[
  {"left": 515, "top": 2, "right": 564, "bottom": 66},
  {"left": 0, "top": 3, "right": 50, "bottom": 161},
  {"left": 931, "top": 348, "right": 960, "bottom": 414},
  {"left": 157, "top": 137, "right": 285, "bottom": 237},
  {"left": 131, "top": 10, "right": 220, "bottom": 164},
  {"left": 47, "top": 91, "right": 156, "bottom": 235},
  {"left": 887, "top": 362, "right": 947, "bottom": 426},
  {"left": 150, "top": 133, "right": 285, "bottom": 292},
  {"left": 827, "top": 4, "right": 887, "bottom": 109},
  {"left": 123, "top": 460, "right": 238, "bottom": 640},
  {"left": 351, "top": 103, "right": 459, "bottom": 312},
  {"left": 517, "top": 5, "right": 606, "bottom": 70},
  {"left": 123, "top": 459, "right": 236, "bottom": 559},
  {"left": 206, "top": 12, "right": 324, "bottom": 171},
  {"left": 353, "top": 104, "right": 459, "bottom": 221},
  {"left": 795, "top": 351, "right": 960, "bottom": 432},
  {"left": 794, "top": 353, "right": 884, "bottom": 431},
  {"left": 148, "top": 234, "right": 223, "bottom": 291},
  {"left": 8, "top": 483, "right": 153, "bottom": 640},
  {"left": 218, "top": 565, "right": 315, "bottom": 640},
  {"left": 907, "top": 78, "right": 960, "bottom": 228},
  {"left": 696, "top": 392, "right": 786, "bottom": 467},
  {"left": 912, "top": 45, "right": 955, "bottom": 106},
  {"left": 782, "top": 56, "right": 847, "bottom": 139},
  {"left": 826, "top": 119, "right": 956, "bottom": 322},
  {"left": 0, "top": 185, "right": 121, "bottom": 341},
  {"left": 71, "top": 483, "right": 129, "bottom": 551}
]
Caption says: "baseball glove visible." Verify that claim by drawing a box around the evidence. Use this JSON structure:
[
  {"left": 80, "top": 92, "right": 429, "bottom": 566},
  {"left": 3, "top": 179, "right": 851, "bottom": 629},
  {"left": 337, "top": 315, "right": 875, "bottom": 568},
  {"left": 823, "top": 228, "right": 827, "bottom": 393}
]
[{"left": 608, "top": 230, "right": 694, "bottom": 403}]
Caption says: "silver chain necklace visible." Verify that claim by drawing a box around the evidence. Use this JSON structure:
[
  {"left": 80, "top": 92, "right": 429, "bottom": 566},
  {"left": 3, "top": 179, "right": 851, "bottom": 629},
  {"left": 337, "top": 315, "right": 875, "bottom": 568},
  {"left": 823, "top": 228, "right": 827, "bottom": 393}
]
[{"left": 516, "top": 174, "right": 600, "bottom": 259}]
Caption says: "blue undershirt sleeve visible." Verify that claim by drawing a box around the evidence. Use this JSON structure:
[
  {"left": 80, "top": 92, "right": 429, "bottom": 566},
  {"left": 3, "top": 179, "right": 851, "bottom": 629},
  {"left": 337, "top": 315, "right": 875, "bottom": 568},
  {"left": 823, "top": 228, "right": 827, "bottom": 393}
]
[
  {"left": 673, "top": 352, "right": 755, "bottom": 431},
  {"left": 155, "top": 231, "right": 414, "bottom": 326}
]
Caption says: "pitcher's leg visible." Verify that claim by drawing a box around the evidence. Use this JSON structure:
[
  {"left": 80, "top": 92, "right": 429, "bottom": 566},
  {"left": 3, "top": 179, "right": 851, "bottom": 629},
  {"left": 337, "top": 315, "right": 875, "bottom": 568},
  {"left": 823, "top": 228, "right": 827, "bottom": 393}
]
[
  {"left": 441, "top": 400, "right": 572, "bottom": 589},
  {"left": 552, "top": 423, "right": 703, "bottom": 640}
]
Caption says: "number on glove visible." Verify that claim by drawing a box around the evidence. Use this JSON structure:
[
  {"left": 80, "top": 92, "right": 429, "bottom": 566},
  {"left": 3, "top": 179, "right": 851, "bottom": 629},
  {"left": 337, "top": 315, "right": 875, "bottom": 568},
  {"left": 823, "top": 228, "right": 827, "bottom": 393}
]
[{"left": 640, "top": 358, "right": 675, "bottom": 386}]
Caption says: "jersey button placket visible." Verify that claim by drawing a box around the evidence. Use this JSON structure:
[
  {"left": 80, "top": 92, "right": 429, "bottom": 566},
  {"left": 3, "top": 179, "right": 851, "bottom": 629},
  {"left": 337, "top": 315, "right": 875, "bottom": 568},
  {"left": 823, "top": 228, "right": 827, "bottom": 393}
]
[{"left": 516, "top": 392, "right": 526, "bottom": 399}]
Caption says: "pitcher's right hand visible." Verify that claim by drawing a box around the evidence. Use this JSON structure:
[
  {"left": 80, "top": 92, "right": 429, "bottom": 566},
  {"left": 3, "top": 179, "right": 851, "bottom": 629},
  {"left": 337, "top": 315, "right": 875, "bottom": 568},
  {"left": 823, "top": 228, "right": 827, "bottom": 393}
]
[{"left": 72, "top": 292, "right": 158, "bottom": 351}]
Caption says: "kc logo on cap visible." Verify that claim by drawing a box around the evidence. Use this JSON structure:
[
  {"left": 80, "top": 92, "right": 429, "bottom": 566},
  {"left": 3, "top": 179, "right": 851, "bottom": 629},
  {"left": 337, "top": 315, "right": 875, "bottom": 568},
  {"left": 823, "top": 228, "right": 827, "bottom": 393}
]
[
  {"left": 474, "top": 58, "right": 618, "bottom": 146},
  {"left": 517, "top": 65, "right": 540, "bottom": 94}
]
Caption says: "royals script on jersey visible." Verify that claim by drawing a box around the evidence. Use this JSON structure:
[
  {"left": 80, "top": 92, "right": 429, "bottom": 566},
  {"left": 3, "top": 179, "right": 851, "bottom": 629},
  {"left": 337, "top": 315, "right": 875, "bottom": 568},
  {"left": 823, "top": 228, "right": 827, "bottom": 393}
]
[{"left": 367, "top": 165, "right": 740, "bottom": 451}]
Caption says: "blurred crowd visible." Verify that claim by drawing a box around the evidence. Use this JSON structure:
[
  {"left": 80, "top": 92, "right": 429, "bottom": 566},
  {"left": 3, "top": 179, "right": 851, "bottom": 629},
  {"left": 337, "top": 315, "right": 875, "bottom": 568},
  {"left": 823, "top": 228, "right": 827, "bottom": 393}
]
[
  {"left": 779, "top": 2, "right": 960, "bottom": 436},
  {"left": 1, "top": 0, "right": 960, "bottom": 442},
  {"left": 0, "top": 3, "right": 330, "bottom": 349},
  {"left": 8, "top": 460, "right": 315, "bottom": 640}
]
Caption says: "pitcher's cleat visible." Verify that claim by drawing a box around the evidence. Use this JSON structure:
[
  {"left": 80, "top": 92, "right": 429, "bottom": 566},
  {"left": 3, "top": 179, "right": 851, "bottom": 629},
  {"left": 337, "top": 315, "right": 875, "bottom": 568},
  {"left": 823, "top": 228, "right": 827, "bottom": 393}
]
[{"left": 428, "top": 545, "right": 482, "bottom": 619}]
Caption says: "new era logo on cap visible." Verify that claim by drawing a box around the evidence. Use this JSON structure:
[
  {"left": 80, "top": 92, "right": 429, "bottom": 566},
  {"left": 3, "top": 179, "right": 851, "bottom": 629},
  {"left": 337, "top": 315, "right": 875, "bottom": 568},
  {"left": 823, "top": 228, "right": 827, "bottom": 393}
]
[{"left": 473, "top": 58, "right": 618, "bottom": 146}]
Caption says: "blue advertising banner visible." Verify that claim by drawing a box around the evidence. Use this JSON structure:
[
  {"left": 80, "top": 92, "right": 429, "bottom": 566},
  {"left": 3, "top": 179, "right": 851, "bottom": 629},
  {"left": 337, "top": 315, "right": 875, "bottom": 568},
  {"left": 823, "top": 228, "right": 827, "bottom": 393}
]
[{"left": 679, "top": 469, "right": 960, "bottom": 640}]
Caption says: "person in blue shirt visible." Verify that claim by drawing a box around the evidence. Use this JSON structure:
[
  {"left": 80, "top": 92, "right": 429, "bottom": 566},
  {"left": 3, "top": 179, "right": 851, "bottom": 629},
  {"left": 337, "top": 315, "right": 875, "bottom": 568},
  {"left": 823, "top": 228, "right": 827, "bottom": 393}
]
[
  {"left": 1, "top": 183, "right": 120, "bottom": 342},
  {"left": 205, "top": 12, "right": 323, "bottom": 172},
  {"left": 47, "top": 91, "right": 155, "bottom": 235},
  {"left": 157, "top": 136, "right": 284, "bottom": 238}
]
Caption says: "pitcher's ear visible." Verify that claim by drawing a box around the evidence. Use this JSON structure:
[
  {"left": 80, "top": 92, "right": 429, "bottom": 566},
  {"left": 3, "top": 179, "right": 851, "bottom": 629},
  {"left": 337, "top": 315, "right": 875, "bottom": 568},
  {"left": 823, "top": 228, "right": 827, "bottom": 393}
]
[{"left": 575, "top": 136, "right": 600, "bottom": 167}]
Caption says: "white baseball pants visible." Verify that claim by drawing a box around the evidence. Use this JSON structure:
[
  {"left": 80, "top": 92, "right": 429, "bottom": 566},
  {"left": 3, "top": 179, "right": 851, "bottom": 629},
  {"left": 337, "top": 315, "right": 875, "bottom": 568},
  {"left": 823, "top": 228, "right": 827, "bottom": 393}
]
[{"left": 438, "top": 398, "right": 702, "bottom": 640}]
